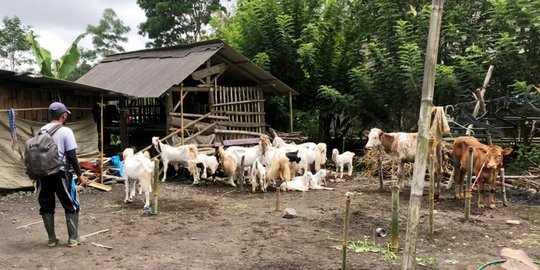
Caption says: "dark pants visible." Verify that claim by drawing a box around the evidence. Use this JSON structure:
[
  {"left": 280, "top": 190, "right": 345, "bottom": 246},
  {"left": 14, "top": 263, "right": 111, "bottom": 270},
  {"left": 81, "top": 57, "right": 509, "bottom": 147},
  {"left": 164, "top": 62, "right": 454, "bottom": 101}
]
[{"left": 37, "top": 171, "right": 80, "bottom": 215}]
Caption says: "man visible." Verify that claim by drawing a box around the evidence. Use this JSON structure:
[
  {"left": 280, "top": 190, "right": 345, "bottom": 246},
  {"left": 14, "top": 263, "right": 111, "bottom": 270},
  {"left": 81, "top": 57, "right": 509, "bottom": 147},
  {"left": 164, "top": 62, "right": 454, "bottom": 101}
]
[{"left": 38, "top": 102, "right": 87, "bottom": 247}]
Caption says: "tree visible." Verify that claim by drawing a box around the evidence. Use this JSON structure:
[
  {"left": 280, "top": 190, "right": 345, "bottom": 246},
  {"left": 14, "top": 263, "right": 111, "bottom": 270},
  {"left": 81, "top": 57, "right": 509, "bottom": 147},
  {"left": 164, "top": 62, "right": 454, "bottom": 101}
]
[
  {"left": 86, "top": 8, "right": 131, "bottom": 57},
  {"left": 27, "top": 32, "right": 86, "bottom": 80},
  {"left": 137, "top": 0, "right": 224, "bottom": 47},
  {"left": 0, "top": 16, "right": 33, "bottom": 71}
]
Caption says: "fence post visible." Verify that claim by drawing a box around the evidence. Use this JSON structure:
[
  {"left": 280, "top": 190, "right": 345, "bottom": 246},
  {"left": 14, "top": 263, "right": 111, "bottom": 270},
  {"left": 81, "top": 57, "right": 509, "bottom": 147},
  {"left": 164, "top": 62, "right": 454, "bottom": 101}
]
[
  {"left": 429, "top": 155, "right": 435, "bottom": 233},
  {"left": 152, "top": 159, "right": 160, "bottom": 215},
  {"left": 391, "top": 185, "right": 400, "bottom": 251},
  {"left": 342, "top": 192, "right": 353, "bottom": 270},
  {"left": 501, "top": 168, "right": 507, "bottom": 207},
  {"left": 464, "top": 147, "right": 473, "bottom": 220}
]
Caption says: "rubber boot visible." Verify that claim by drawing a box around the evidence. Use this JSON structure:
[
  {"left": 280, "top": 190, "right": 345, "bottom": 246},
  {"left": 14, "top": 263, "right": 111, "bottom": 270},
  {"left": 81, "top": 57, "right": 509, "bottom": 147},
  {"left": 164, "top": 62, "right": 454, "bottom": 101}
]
[
  {"left": 65, "top": 213, "right": 85, "bottom": 247},
  {"left": 42, "top": 213, "right": 59, "bottom": 247}
]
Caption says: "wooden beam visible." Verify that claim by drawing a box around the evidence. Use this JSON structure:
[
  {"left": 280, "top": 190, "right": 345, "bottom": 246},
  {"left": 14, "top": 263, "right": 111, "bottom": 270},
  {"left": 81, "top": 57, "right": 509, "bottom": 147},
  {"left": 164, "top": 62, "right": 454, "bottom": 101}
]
[
  {"left": 166, "top": 89, "right": 173, "bottom": 135},
  {"left": 136, "top": 113, "right": 211, "bottom": 154},
  {"left": 100, "top": 93, "right": 104, "bottom": 184},
  {"left": 191, "top": 63, "right": 228, "bottom": 81},
  {"left": 212, "top": 99, "right": 265, "bottom": 107},
  {"left": 169, "top": 112, "right": 229, "bottom": 120},
  {"left": 289, "top": 92, "right": 293, "bottom": 132},
  {"left": 216, "top": 121, "right": 266, "bottom": 128},
  {"left": 221, "top": 111, "right": 265, "bottom": 116}
]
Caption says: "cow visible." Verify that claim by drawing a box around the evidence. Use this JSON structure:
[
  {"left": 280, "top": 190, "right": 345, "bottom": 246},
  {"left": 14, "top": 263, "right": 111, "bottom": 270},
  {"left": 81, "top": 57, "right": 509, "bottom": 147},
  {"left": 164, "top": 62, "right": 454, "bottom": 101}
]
[
  {"left": 364, "top": 128, "right": 417, "bottom": 187},
  {"left": 451, "top": 136, "right": 512, "bottom": 209}
]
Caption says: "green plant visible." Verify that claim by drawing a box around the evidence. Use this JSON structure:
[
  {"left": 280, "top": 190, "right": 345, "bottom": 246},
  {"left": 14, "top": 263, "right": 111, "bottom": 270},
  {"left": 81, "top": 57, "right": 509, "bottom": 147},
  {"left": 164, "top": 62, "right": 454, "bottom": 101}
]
[
  {"left": 505, "top": 145, "right": 540, "bottom": 174},
  {"left": 348, "top": 236, "right": 397, "bottom": 261}
]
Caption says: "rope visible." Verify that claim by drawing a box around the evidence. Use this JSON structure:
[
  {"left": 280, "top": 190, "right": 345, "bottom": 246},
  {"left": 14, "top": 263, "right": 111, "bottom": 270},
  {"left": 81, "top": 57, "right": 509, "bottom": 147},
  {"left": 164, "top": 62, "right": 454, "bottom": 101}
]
[{"left": 7, "top": 108, "right": 17, "bottom": 150}]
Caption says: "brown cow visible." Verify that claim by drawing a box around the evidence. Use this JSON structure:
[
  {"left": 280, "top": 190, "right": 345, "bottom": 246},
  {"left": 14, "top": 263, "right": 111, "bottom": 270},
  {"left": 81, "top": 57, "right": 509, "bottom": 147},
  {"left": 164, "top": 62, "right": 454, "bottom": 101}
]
[{"left": 451, "top": 136, "right": 512, "bottom": 209}]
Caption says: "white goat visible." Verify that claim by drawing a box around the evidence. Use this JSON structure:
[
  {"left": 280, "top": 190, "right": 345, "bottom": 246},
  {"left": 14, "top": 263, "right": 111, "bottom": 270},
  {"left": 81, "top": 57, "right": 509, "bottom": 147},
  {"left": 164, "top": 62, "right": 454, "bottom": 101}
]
[
  {"left": 271, "top": 135, "right": 324, "bottom": 175},
  {"left": 280, "top": 171, "right": 310, "bottom": 192},
  {"left": 152, "top": 137, "right": 199, "bottom": 184},
  {"left": 308, "top": 170, "right": 334, "bottom": 190},
  {"left": 196, "top": 153, "right": 219, "bottom": 181},
  {"left": 122, "top": 148, "right": 154, "bottom": 208},
  {"left": 250, "top": 158, "right": 267, "bottom": 193},
  {"left": 332, "top": 148, "right": 355, "bottom": 179}
]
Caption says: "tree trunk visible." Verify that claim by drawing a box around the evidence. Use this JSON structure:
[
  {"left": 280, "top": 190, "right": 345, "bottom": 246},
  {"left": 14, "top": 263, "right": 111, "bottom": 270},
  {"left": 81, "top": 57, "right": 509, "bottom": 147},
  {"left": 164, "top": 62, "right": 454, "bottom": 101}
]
[{"left": 401, "top": 1, "right": 445, "bottom": 269}]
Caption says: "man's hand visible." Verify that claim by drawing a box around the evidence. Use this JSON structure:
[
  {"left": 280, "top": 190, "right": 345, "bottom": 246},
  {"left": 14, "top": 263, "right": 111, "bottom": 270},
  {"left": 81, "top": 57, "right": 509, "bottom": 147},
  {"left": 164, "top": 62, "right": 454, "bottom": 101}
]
[{"left": 78, "top": 175, "right": 88, "bottom": 187}]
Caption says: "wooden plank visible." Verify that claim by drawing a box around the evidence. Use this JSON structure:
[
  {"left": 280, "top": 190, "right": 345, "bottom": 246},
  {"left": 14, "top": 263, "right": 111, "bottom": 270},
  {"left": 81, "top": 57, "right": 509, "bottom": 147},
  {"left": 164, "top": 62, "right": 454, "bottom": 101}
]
[
  {"left": 214, "top": 137, "right": 260, "bottom": 147},
  {"left": 214, "top": 129, "right": 266, "bottom": 137},
  {"left": 217, "top": 121, "right": 266, "bottom": 128},
  {"left": 171, "top": 86, "right": 211, "bottom": 92},
  {"left": 169, "top": 112, "right": 229, "bottom": 120},
  {"left": 191, "top": 63, "right": 228, "bottom": 81},
  {"left": 172, "top": 123, "right": 217, "bottom": 147},
  {"left": 88, "top": 181, "right": 112, "bottom": 192}
]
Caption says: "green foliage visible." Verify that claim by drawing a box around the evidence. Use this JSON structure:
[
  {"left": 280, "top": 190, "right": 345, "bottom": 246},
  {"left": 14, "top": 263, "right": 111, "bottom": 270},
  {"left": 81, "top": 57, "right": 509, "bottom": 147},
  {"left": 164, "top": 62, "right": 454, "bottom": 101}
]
[
  {"left": 137, "top": 0, "right": 224, "bottom": 47},
  {"left": 27, "top": 32, "right": 86, "bottom": 80},
  {"left": 505, "top": 145, "right": 540, "bottom": 174},
  {"left": 211, "top": 0, "right": 540, "bottom": 144},
  {"left": 86, "top": 8, "right": 130, "bottom": 57},
  {"left": 0, "top": 16, "right": 33, "bottom": 71}
]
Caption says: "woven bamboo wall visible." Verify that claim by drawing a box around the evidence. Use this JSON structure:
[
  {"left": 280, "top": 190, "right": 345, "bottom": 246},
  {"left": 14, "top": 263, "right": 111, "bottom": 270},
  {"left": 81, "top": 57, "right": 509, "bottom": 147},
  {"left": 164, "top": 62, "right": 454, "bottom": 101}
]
[{"left": 212, "top": 86, "right": 265, "bottom": 141}]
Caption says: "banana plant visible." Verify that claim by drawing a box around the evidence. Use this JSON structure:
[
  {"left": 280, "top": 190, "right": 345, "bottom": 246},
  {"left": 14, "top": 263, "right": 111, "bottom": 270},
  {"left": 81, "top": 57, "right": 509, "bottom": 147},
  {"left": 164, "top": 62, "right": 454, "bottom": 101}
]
[{"left": 27, "top": 31, "right": 86, "bottom": 80}]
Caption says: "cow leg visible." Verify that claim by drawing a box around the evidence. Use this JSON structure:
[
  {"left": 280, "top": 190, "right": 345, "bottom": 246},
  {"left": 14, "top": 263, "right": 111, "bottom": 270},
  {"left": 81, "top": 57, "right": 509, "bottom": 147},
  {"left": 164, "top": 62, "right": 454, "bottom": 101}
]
[
  {"left": 488, "top": 171, "right": 496, "bottom": 209},
  {"left": 477, "top": 177, "right": 485, "bottom": 209},
  {"left": 161, "top": 161, "right": 168, "bottom": 182},
  {"left": 124, "top": 178, "right": 132, "bottom": 203}
]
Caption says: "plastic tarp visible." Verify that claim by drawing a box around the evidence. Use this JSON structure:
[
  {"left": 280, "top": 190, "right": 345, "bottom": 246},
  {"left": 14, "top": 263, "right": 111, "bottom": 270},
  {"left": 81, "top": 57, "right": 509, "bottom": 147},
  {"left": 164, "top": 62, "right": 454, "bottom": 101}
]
[{"left": 0, "top": 112, "right": 99, "bottom": 190}]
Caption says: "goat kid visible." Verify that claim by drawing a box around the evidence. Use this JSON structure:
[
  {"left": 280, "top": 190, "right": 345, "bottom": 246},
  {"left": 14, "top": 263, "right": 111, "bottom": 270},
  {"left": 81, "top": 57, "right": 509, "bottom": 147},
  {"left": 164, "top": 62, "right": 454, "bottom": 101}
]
[
  {"left": 331, "top": 149, "right": 355, "bottom": 179},
  {"left": 250, "top": 158, "right": 267, "bottom": 192},
  {"left": 280, "top": 171, "right": 310, "bottom": 192}
]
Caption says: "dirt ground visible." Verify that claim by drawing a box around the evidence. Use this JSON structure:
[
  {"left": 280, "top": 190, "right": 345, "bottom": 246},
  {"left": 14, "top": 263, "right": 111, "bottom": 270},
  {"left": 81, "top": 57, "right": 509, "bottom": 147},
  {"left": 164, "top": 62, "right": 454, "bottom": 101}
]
[{"left": 1, "top": 174, "right": 539, "bottom": 270}]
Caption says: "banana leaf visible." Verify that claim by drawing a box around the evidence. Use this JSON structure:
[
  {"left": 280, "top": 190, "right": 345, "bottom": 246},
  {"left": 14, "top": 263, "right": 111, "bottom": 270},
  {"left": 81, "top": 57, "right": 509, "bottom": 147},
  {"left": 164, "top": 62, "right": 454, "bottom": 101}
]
[
  {"left": 56, "top": 33, "right": 86, "bottom": 80},
  {"left": 27, "top": 32, "right": 53, "bottom": 77}
]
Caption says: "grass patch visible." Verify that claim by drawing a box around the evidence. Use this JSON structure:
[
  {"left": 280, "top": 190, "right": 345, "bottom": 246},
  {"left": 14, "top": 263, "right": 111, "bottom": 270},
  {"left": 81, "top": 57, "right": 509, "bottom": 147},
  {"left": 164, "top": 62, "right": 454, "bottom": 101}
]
[{"left": 348, "top": 236, "right": 397, "bottom": 261}]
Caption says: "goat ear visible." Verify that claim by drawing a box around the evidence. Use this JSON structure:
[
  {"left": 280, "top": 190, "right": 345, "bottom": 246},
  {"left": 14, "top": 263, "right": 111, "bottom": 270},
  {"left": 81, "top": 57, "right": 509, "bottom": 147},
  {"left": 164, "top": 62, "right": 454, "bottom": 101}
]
[
  {"left": 502, "top": 147, "right": 513, "bottom": 155},
  {"left": 362, "top": 130, "right": 370, "bottom": 137}
]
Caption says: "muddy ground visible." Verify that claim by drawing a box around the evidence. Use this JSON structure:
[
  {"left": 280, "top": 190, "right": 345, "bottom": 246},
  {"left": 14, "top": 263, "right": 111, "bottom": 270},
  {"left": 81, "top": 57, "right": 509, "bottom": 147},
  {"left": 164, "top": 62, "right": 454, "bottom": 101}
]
[{"left": 1, "top": 175, "right": 539, "bottom": 270}]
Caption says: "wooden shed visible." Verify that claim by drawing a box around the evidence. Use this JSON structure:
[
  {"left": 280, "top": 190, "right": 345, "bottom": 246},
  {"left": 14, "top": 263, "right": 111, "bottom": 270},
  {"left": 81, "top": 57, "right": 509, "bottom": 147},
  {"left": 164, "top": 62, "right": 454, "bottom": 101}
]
[
  {"left": 76, "top": 39, "right": 297, "bottom": 147},
  {"left": 0, "top": 69, "right": 129, "bottom": 189}
]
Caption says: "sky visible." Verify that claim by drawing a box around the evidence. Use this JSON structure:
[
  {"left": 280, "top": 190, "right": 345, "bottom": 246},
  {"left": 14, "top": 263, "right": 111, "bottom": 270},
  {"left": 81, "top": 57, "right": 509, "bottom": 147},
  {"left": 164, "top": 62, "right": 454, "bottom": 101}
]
[{"left": 0, "top": 0, "right": 235, "bottom": 60}]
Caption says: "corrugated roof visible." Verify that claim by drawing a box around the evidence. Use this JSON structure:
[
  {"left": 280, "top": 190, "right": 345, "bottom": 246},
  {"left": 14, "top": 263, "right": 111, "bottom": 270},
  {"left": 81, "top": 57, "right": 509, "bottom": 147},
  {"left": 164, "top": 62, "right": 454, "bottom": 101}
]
[
  {"left": 0, "top": 69, "right": 132, "bottom": 98},
  {"left": 76, "top": 40, "right": 297, "bottom": 98}
]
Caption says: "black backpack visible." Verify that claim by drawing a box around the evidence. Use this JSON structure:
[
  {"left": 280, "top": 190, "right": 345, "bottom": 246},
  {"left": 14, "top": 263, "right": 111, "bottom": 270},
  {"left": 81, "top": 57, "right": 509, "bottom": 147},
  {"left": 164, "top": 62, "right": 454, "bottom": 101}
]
[{"left": 24, "top": 125, "right": 63, "bottom": 179}]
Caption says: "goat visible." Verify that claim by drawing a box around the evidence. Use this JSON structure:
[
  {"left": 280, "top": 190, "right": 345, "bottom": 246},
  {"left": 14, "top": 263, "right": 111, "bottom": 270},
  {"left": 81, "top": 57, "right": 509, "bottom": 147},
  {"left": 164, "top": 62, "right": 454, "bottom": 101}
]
[
  {"left": 122, "top": 148, "right": 154, "bottom": 208},
  {"left": 308, "top": 170, "right": 334, "bottom": 190},
  {"left": 271, "top": 135, "right": 324, "bottom": 175},
  {"left": 217, "top": 146, "right": 238, "bottom": 186},
  {"left": 266, "top": 156, "right": 291, "bottom": 188},
  {"left": 250, "top": 158, "right": 267, "bottom": 193},
  {"left": 152, "top": 137, "right": 199, "bottom": 184},
  {"left": 280, "top": 171, "right": 310, "bottom": 192},
  {"left": 332, "top": 149, "right": 355, "bottom": 179},
  {"left": 196, "top": 153, "right": 219, "bottom": 182}
]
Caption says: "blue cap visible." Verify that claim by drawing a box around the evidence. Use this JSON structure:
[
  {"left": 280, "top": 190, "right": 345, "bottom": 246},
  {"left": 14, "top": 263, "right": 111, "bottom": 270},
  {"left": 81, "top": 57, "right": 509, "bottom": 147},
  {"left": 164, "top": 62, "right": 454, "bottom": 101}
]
[{"left": 49, "top": 102, "right": 71, "bottom": 116}]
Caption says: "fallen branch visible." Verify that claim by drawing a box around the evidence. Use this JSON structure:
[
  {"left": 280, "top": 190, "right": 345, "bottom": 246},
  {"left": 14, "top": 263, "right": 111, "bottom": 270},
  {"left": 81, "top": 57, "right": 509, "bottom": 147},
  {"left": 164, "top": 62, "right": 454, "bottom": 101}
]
[
  {"left": 90, "top": 242, "right": 113, "bottom": 250},
  {"left": 81, "top": 229, "right": 109, "bottom": 239},
  {"left": 16, "top": 220, "right": 42, "bottom": 229}
]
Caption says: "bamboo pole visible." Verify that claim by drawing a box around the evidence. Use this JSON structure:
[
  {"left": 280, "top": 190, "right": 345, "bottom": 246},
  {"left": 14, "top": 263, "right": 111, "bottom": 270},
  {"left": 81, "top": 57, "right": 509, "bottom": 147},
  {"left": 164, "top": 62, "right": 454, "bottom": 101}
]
[
  {"left": 402, "top": 1, "right": 444, "bottom": 269},
  {"left": 289, "top": 92, "right": 293, "bottom": 132},
  {"left": 391, "top": 185, "right": 400, "bottom": 251},
  {"left": 342, "top": 192, "right": 353, "bottom": 270},
  {"left": 100, "top": 93, "right": 104, "bottom": 184},
  {"left": 464, "top": 147, "right": 473, "bottom": 220},
  {"left": 501, "top": 168, "right": 508, "bottom": 207},
  {"left": 428, "top": 154, "right": 435, "bottom": 234},
  {"left": 152, "top": 159, "right": 160, "bottom": 215},
  {"left": 466, "top": 65, "right": 494, "bottom": 136},
  {"left": 0, "top": 107, "right": 93, "bottom": 112},
  {"left": 378, "top": 149, "right": 384, "bottom": 190}
]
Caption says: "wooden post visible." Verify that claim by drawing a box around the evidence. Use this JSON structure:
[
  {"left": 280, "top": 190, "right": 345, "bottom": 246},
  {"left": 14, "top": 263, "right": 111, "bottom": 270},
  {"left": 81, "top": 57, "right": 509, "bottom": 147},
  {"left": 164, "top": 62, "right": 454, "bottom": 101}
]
[
  {"left": 466, "top": 65, "right": 494, "bottom": 136},
  {"left": 166, "top": 89, "right": 173, "bottom": 135},
  {"left": 464, "top": 147, "right": 473, "bottom": 220},
  {"left": 119, "top": 100, "right": 128, "bottom": 150},
  {"left": 378, "top": 149, "right": 384, "bottom": 190},
  {"left": 402, "top": 1, "right": 444, "bottom": 269},
  {"left": 238, "top": 156, "right": 245, "bottom": 191},
  {"left": 501, "top": 168, "right": 507, "bottom": 207},
  {"left": 152, "top": 159, "right": 160, "bottom": 215},
  {"left": 180, "top": 84, "right": 184, "bottom": 144},
  {"left": 428, "top": 154, "right": 435, "bottom": 234},
  {"left": 275, "top": 187, "right": 281, "bottom": 212},
  {"left": 289, "top": 92, "right": 293, "bottom": 132},
  {"left": 342, "top": 192, "right": 353, "bottom": 270},
  {"left": 391, "top": 185, "right": 400, "bottom": 251},
  {"left": 100, "top": 93, "right": 104, "bottom": 184}
]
